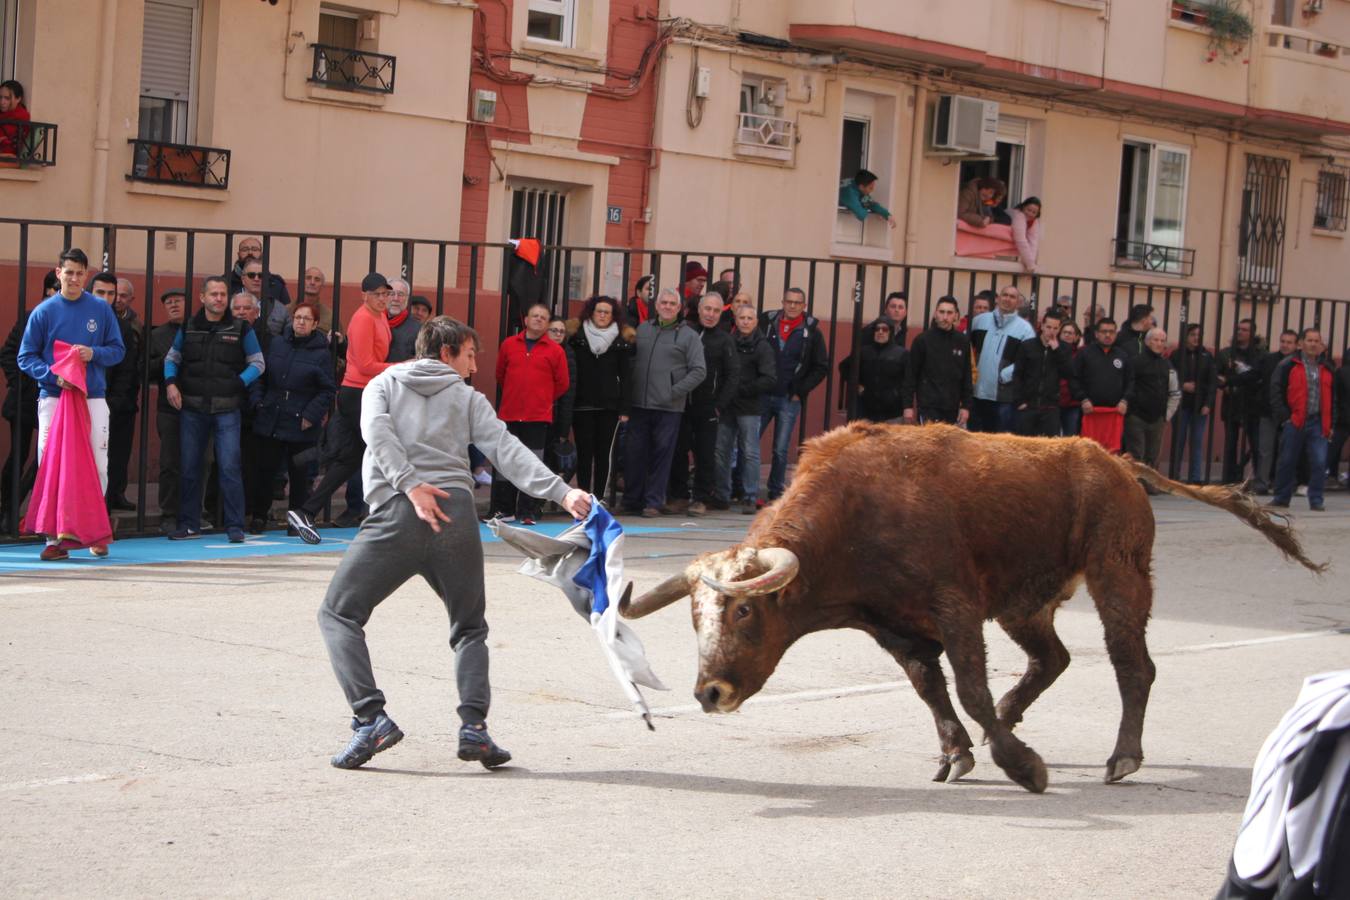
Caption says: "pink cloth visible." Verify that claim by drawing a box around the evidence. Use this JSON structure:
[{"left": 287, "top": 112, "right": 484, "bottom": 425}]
[
  {"left": 23, "top": 341, "right": 113, "bottom": 549},
  {"left": 955, "top": 220, "right": 1018, "bottom": 259},
  {"left": 1010, "top": 209, "right": 1041, "bottom": 270}
]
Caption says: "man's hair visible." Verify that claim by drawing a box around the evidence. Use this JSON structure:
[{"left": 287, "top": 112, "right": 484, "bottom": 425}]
[
  {"left": 974, "top": 289, "right": 996, "bottom": 302},
  {"left": 1298, "top": 327, "right": 1321, "bottom": 342},
  {"left": 1041, "top": 308, "right": 1063, "bottom": 323},
  {"left": 1129, "top": 304, "right": 1154, "bottom": 325},
  {"left": 655, "top": 287, "right": 681, "bottom": 306},
  {"left": 237, "top": 236, "right": 263, "bottom": 256},
  {"left": 58, "top": 248, "right": 89, "bottom": 269},
  {"left": 525, "top": 301, "right": 551, "bottom": 317},
  {"left": 231, "top": 291, "right": 259, "bottom": 309},
  {"left": 1185, "top": 323, "right": 1203, "bottom": 339},
  {"left": 388, "top": 277, "right": 410, "bottom": 293},
  {"left": 1281, "top": 328, "right": 1298, "bottom": 340},
  {"left": 41, "top": 269, "right": 59, "bottom": 294},
  {"left": 242, "top": 259, "right": 263, "bottom": 274},
  {"left": 90, "top": 271, "right": 118, "bottom": 289},
  {"left": 201, "top": 275, "right": 229, "bottom": 293},
  {"left": 1146, "top": 326, "right": 1167, "bottom": 342},
  {"left": 1095, "top": 316, "right": 1118, "bottom": 331},
  {"left": 934, "top": 295, "right": 960, "bottom": 312},
  {"left": 1237, "top": 317, "right": 1256, "bottom": 331},
  {"left": 548, "top": 315, "right": 566, "bottom": 326},
  {"left": 417, "top": 316, "right": 480, "bottom": 360},
  {"left": 784, "top": 287, "right": 806, "bottom": 303},
  {"left": 854, "top": 169, "right": 877, "bottom": 187},
  {"left": 885, "top": 291, "right": 907, "bottom": 305},
  {"left": 160, "top": 289, "right": 186, "bottom": 303},
  {"left": 698, "top": 292, "right": 724, "bottom": 308}
]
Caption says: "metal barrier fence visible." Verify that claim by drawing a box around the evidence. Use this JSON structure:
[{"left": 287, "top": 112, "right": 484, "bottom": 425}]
[{"left": 2, "top": 215, "right": 1348, "bottom": 539}]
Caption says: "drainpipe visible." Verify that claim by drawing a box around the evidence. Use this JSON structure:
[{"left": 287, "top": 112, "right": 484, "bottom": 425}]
[
  {"left": 902, "top": 82, "right": 928, "bottom": 264},
  {"left": 90, "top": 0, "right": 120, "bottom": 224},
  {"left": 1217, "top": 131, "right": 1243, "bottom": 291}
]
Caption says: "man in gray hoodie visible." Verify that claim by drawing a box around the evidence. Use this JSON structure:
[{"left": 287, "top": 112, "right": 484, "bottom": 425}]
[{"left": 317, "top": 316, "right": 591, "bottom": 771}]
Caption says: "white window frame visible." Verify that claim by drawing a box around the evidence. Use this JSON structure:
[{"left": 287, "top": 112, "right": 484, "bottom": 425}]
[
  {"left": 138, "top": 0, "right": 201, "bottom": 144},
  {"left": 996, "top": 115, "right": 1029, "bottom": 206},
  {"left": 526, "top": 0, "right": 575, "bottom": 47},
  {"left": 0, "top": 0, "right": 18, "bottom": 82},
  {"left": 1118, "top": 137, "right": 1191, "bottom": 251}
]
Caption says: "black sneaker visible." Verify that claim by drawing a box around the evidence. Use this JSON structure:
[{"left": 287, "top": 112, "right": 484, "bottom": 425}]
[
  {"left": 458, "top": 722, "right": 511, "bottom": 769},
  {"left": 287, "top": 509, "right": 321, "bottom": 545},
  {"left": 331, "top": 712, "right": 404, "bottom": 769},
  {"left": 333, "top": 509, "right": 366, "bottom": 528}
]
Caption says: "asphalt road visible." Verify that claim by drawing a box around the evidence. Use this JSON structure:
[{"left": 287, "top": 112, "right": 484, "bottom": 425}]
[{"left": 1, "top": 494, "right": 1346, "bottom": 898}]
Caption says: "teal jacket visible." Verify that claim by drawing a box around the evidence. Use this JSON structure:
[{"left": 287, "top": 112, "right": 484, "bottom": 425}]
[{"left": 839, "top": 179, "right": 891, "bottom": 223}]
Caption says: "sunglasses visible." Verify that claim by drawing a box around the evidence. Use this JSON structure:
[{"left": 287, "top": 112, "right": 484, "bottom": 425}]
[{"left": 243, "top": 271, "right": 262, "bottom": 279}]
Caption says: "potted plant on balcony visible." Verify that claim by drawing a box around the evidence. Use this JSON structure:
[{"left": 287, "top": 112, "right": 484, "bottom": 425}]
[
  {"left": 1172, "top": 0, "right": 1210, "bottom": 25},
  {"left": 1203, "top": 0, "right": 1254, "bottom": 60},
  {"left": 1315, "top": 42, "right": 1339, "bottom": 59}
]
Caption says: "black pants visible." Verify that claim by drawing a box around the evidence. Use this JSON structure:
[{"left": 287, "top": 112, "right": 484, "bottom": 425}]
[
  {"left": 253, "top": 436, "right": 314, "bottom": 515},
  {"left": 572, "top": 408, "right": 620, "bottom": 495},
  {"left": 687, "top": 410, "right": 721, "bottom": 503},
  {"left": 0, "top": 414, "right": 36, "bottom": 525},
  {"left": 918, "top": 407, "right": 958, "bottom": 425},
  {"left": 489, "top": 421, "right": 548, "bottom": 519},
  {"left": 1328, "top": 425, "right": 1350, "bottom": 480},
  {"left": 240, "top": 425, "right": 267, "bottom": 520},
  {"left": 301, "top": 385, "right": 365, "bottom": 519},
  {"left": 156, "top": 405, "right": 180, "bottom": 521},
  {"left": 105, "top": 405, "right": 137, "bottom": 504},
  {"left": 1017, "top": 405, "right": 1061, "bottom": 437},
  {"left": 667, "top": 412, "right": 692, "bottom": 501},
  {"left": 1222, "top": 413, "right": 1261, "bottom": 484}
]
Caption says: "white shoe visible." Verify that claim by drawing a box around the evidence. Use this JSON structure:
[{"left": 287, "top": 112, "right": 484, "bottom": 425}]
[
  {"left": 1295, "top": 485, "right": 1308, "bottom": 497},
  {"left": 474, "top": 470, "right": 492, "bottom": 487}
]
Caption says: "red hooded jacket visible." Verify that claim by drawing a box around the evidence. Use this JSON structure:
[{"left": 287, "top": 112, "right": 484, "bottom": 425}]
[{"left": 495, "top": 332, "right": 569, "bottom": 422}]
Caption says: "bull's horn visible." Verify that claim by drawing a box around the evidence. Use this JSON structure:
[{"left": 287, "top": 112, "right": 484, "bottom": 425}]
[
  {"left": 699, "top": 547, "right": 800, "bottom": 598},
  {"left": 619, "top": 571, "right": 693, "bottom": 619}
]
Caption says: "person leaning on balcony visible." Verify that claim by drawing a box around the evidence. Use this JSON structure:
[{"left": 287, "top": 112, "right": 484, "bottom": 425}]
[
  {"left": 957, "top": 176, "right": 1007, "bottom": 229},
  {"left": 838, "top": 169, "right": 897, "bottom": 230},
  {"left": 1010, "top": 196, "right": 1043, "bottom": 274},
  {"left": 0, "top": 79, "right": 30, "bottom": 158}
]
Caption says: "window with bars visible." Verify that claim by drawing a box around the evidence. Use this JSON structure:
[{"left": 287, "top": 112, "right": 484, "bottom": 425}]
[
  {"left": 509, "top": 184, "right": 570, "bottom": 308},
  {"left": 527, "top": 0, "right": 574, "bottom": 46},
  {"left": 1314, "top": 167, "right": 1348, "bottom": 232}
]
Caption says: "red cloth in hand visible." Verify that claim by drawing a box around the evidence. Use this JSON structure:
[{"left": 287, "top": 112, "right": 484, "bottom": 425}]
[{"left": 1080, "top": 408, "right": 1124, "bottom": 454}]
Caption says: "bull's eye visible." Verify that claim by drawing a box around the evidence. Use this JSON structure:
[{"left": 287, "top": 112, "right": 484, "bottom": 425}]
[{"left": 735, "top": 603, "right": 752, "bottom": 620}]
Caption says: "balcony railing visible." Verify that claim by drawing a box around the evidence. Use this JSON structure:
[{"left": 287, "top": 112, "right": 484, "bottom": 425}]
[
  {"left": 309, "top": 44, "right": 397, "bottom": 94},
  {"left": 734, "top": 112, "right": 795, "bottom": 162},
  {"left": 127, "top": 139, "right": 231, "bottom": 190},
  {"left": 0, "top": 121, "right": 58, "bottom": 168},
  {"left": 1265, "top": 25, "right": 1348, "bottom": 64},
  {"left": 1111, "top": 239, "right": 1196, "bottom": 277}
]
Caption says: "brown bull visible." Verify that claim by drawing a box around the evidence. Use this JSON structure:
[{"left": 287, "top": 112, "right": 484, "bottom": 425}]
[{"left": 619, "top": 423, "right": 1324, "bottom": 793}]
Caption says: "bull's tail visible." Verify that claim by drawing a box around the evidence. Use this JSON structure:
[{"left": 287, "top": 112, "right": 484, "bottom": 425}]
[{"left": 1123, "top": 458, "right": 1327, "bottom": 575}]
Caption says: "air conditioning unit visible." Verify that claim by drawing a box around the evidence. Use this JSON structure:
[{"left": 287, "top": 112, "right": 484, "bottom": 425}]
[{"left": 931, "top": 95, "right": 999, "bottom": 156}]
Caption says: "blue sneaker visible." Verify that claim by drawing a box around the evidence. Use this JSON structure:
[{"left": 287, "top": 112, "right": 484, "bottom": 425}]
[
  {"left": 457, "top": 722, "right": 511, "bottom": 769},
  {"left": 227, "top": 528, "right": 246, "bottom": 544},
  {"left": 331, "top": 712, "right": 404, "bottom": 769}
]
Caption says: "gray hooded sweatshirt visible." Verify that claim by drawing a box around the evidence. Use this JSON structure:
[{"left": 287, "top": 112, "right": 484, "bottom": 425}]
[{"left": 360, "top": 358, "right": 572, "bottom": 513}]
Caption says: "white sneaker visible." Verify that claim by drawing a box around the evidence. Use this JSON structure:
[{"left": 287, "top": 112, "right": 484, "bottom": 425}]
[{"left": 1295, "top": 485, "right": 1308, "bottom": 497}]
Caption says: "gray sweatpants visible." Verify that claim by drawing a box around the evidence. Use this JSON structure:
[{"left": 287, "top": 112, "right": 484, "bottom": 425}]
[{"left": 318, "top": 489, "right": 490, "bottom": 725}]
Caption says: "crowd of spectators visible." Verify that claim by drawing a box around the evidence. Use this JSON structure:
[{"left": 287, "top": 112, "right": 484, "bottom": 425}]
[{"left": 4, "top": 243, "right": 1346, "bottom": 557}]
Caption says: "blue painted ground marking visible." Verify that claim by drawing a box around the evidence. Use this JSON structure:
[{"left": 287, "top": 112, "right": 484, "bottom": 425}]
[{"left": 0, "top": 520, "right": 727, "bottom": 574}]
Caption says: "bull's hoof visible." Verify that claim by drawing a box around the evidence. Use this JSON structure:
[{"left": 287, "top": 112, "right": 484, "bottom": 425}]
[
  {"left": 1009, "top": 756, "right": 1048, "bottom": 793},
  {"left": 1104, "top": 755, "right": 1141, "bottom": 783},
  {"left": 932, "top": 751, "right": 976, "bottom": 783},
  {"left": 991, "top": 735, "right": 1048, "bottom": 793}
]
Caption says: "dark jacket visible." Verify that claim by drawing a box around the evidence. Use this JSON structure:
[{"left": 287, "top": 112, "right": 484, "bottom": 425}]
[
  {"left": 629, "top": 319, "right": 706, "bottom": 413},
  {"left": 901, "top": 323, "right": 972, "bottom": 414},
  {"left": 724, "top": 328, "right": 776, "bottom": 418},
  {"left": 106, "top": 309, "right": 143, "bottom": 416},
  {"left": 1013, "top": 338, "right": 1072, "bottom": 408},
  {"left": 1129, "top": 348, "right": 1172, "bottom": 423},
  {"left": 567, "top": 321, "right": 634, "bottom": 414},
  {"left": 1, "top": 312, "right": 38, "bottom": 424},
  {"left": 253, "top": 326, "right": 335, "bottom": 444},
  {"left": 760, "top": 309, "right": 829, "bottom": 399},
  {"left": 1116, "top": 326, "right": 1150, "bottom": 362},
  {"left": 173, "top": 309, "right": 253, "bottom": 413},
  {"left": 1270, "top": 354, "right": 1335, "bottom": 436},
  {"left": 1335, "top": 359, "right": 1350, "bottom": 430},
  {"left": 1170, "top": 345, "right": 1217, "bottom": 413},
  {"left": 506, "top": 244, "right": 548, "bottom": 335},
  {"left": 551, "top": 340, "right": 578, "bottom": 439},
  {"left": 228, "top": 266, "right": 291, "bottom": 335},
  {"left": 386, "top": 313, "right": 419, "bottom": 363},
  {"left": 839, "top": 319, "right": 907, "bottom": 421},
  {"left": 1253, "top": 349, "right": 1292, "bottom": 419},
  {"left": 1071, "top": 342, "right": 1134, "bottom": 407},
  {"left": 148, "top": 320, "right": 181, "bottom": 412},
  {"left": 689, "top": 321, "right": 738, "bottom": 416},
  {"left": 1215, "top": 338, "right": 1267, "bottom": 422}
]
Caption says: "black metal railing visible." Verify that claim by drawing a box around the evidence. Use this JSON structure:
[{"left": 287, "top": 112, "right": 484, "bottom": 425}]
[
  {"left": 1111, "top": 239, "right": 1197, "bottom": 277},
  {"left": 0, "top": 121, "right": 58, "bottom": 167},
  {"left": 127, "top": 139, "right": 231, "bottom": 190},
  {"left": 309, "top": 44, "right": 397, "bottom": 94},
  {"left": 1, "top": 215, "right": 1349, "bottom": 539}
]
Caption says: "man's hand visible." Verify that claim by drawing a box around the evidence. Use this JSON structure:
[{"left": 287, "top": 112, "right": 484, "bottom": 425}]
[
  {"left": 1116, "top": 401, "right": 1128, "bottom": 415},
  {"left": 902, "top": 408, "right": 916, "bottom": 423},
  {"left": 408, "top": 483, "right": 452, "bottom": 532},
  {"left": 561, "top": 489, "right": 592, "bottom": 520},
  {"left": 956, "top": 408, "right": 970, "bottom": 427},
  {"left": 618, "top": 415, "right": 629, "bottom": 423},
  {"left": 1047, "top": 337, "right": 1059, "bottom": 350},
  {"left": 166, "top": 384, "right": 182, "bottom": 410},
  {"left": 1182, "top": 380, "right": 1196, "bottom": 393},
  {"left": 72, "top": 344, "right": 93, "bottom": 362},
  {"left": 301, "top": 418, "right": 313, "bottom": 430},
  {"left": 1081, "top": 399, "right": 1094, "bottom": 414},
  {"left": 886, "top": 217, "right": 897, "bottom": 230},
  {"left": 1201, "top": 406, "right": 1210, "bottom": 417},
  {"left": 55, "top": 375, "right": 71, "bottom": 390},
  {"left": 1017, "top": 403, "right": 1028, "bottom": 411}
]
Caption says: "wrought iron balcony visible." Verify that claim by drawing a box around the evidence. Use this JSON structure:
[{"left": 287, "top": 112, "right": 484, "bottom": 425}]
[
  {"left": 1111, "top": 238, "right": 1196, "bottom": 277},
  {"left": 0, "top": 121, "right": 58, "bottom": 167},
  {"left": 734, "top": 112, "right": 795, "bottom": 162},
  {"left": 127, "top": 139, "right": 231, "bottom": 190},
  {"left": 309, "top": 44, "right": 397, "bottom": 94}
]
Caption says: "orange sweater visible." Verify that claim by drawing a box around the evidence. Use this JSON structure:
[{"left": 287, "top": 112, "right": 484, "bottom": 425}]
[{"left": 342, "top": 303, "right": 393, "bottom": 389}]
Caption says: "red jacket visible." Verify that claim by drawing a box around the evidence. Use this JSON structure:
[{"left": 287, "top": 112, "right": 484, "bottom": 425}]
[
  {"left": 495, "top": 332, "right": 569, "bottom": 422},
  {"left": 1282, "top": 357, "right": 1334, "bottom": 437}
]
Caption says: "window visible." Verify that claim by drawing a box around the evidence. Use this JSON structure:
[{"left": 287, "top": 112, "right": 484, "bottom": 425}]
[
  {"left": 735, "top": 77, "right": 792, "bottom": 161},
  {"left": 839, "top": 117, "right": 869, "bottom": 182},
  {"left": 834, "top": 89, "right": 896, "bottom": 251},
  {"left": 0, "top": 0, "right": 18, "bottom": 81},
  {"left": 315, "top": 8, "right": 363, "bottom": 88},
  {"left": 1114, "top": 139, "right": 1191, "bottom": 273},
  {"left": 509, "top": 183, "right": 569, "bottom": 307},
  {"left": 956, "top": 115, "right": 1031, "bottom": 218},
  {"left": 138, "top": 0, "right": 199, "bottom": 144},
  {"left": 527, "top": 0, "right": 574, "bottom": 46},
  {"left": 1314, "top": 167, "right": 1348, "bottom": 232}
]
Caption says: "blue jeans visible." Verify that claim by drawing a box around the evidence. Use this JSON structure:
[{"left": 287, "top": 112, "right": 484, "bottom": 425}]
[
  {"left": 971, "top": 398, "right": 1016, "bottom": 433},
  {"left": 716, "top": 415, "right": 761, "bottom": 503},
  {"left": 759, "top": 395, "right": 801, "bottom": 500},
  {"left": 1171, "top": 407, "right": 1208, "bottom": 483},
  {"left": 1273, "top": 416, "right": 1328, "bottom": 507},
  {"left": 180, "top": 408, "right": 244, "bottom": 531},
  {"left": 1059, "top": 406, "right": 1081, "bottom": 437}
]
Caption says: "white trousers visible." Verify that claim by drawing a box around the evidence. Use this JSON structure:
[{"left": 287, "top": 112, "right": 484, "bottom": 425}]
[{"left": 37, "top": 394, "right": 110, "bottom": 498}]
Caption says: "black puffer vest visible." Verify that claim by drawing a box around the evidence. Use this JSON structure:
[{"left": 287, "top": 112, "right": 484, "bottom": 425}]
[{"left": 179, "top": 309, "right": 248, "bottom": 413}]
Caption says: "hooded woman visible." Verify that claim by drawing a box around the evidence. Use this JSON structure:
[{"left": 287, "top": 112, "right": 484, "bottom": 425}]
[{"left": 838, "top": 318, "right": 908, "bottom": 422}]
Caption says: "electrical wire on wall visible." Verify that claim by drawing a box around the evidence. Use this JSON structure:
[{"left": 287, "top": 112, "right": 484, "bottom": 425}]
[{"left": 686, "top": 44, "right": 704, "bottom": 128}]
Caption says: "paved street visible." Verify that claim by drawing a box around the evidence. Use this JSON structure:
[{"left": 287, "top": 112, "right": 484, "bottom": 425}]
[{"left": 1, "top": 495, "right": 1346, "bottom": 898}]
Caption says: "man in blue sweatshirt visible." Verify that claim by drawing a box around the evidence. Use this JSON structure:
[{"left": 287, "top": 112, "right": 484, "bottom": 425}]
[{"left": 17, "top": 248, "right": 126, "bottom": 561}]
